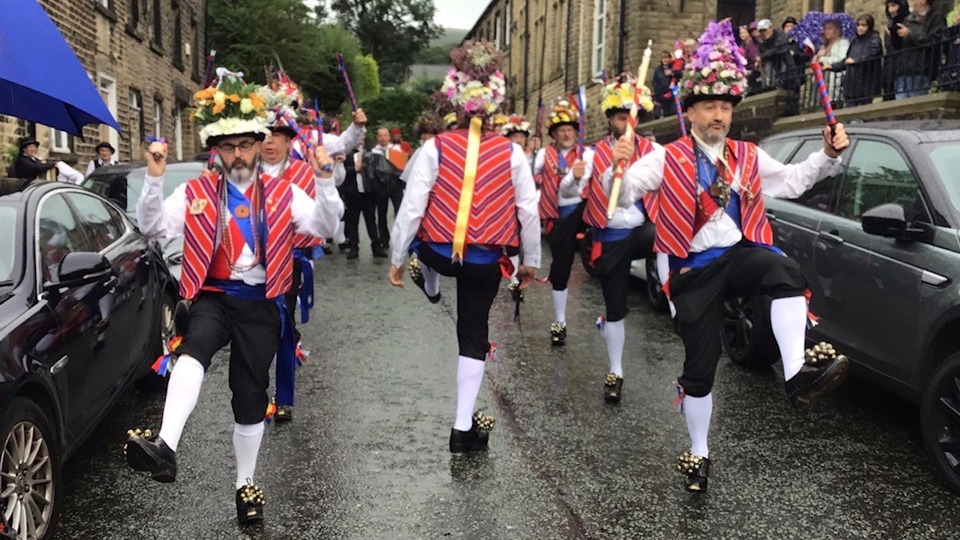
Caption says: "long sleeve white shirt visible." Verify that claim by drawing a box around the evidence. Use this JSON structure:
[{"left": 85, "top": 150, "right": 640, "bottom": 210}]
[
  {"left": 390, "top": 139, "right": 541, "bottom": 269},
  {"left": 56, "top": 162, "right": 86, "bottom": 185},
  {"left": 400, "top": 145, "right": 427, "bottom": 184},
  {"left": 622, "top": 141, "right": 843, "bottom": 253},
  {"left": 533, "top": 146, "right": 594, "bottom": 206},
  {"left": 136, "top": 170, "right": 344, "bottom": 284},
  {"left": 84, "top": 157, "right": 117, "bottom": 176}
]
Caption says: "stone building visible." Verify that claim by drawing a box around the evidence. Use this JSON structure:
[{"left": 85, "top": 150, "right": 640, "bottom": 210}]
[
  {"left": 464, "top": 0, "right": 953, "bottom": 141},
  {"left": 2, "top": 0, "right": 206, "bottom": 173}
]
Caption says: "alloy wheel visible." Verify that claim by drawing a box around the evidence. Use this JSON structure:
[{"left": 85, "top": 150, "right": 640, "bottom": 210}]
[
  {"left": 0, "top": 422, "right": 54, "bottom": 540},
  {"left": 932, "top": 374, "right": 960, "bottom": 476}
]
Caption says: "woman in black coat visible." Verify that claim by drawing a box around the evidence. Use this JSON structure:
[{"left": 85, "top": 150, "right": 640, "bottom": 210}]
[
  {"left": 842, "top": 14, "right": 884, "bottom": 106},
  {"left": 883, "top": 0, "right": 910, "bottom": 100},
  {"left": 11, "top": 138, "right": 56, "bottom": 183}
]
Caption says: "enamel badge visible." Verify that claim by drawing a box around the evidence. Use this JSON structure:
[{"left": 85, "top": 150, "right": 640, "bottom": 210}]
[{"left": 190, "top": 198, "right": 207, "bottom": 215}]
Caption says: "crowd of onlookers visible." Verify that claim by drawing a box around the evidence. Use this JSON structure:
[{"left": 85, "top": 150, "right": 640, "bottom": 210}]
[{"left": 649, "top": 0, "right": 960, "bottom": 118}]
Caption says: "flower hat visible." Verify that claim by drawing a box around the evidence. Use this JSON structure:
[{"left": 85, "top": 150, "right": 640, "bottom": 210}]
[
  {"left": 193, "top": 67, "right": 270, "bottom": 147},
  {"left": 548, "top": 97, "right": 580, "bottom": 134},
  {"left": 500, "top": 114, "right": 532, "bottom": 137},
  {"left": 680, "top": 20, "right": 748, "bottom": 110},
  {"left": 440, "top": 41, "right": 507, "bottom": 117},
  {"left": 601, "top": 73, "right": 655, "bottom": 118},
  {"left": 258, "top": 69, "right": 304, "bottom": 138}
]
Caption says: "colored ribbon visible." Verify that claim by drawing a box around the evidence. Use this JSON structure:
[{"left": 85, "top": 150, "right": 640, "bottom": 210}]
[
  {"left": 671, "top": 85, "right": 687, "bottom": 137},
  {"left": 802, "top": 39, "right": 837, "bottom": 130},
  {"left": 294, "top": 248, "right": 314, "bottom": 324},
  {"left": 336, "top": 53, "right": 358, "bottom": 111},
  {"left": 451, "top": 116, "right": 483, "bottom": 262}
]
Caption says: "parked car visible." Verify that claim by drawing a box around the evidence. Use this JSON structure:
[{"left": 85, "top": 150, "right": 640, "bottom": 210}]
[
  {"left": 83, "top": 161, "right": 204, "bottom": 282},
  {"left": 729, "top": 120, "right": 960, "bottom": 494},
  {"left": 0, "top": 181, "right": 179, "bottom": 539}
]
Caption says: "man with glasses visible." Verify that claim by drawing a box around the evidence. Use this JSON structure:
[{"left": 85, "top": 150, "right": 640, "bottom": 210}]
[{"left": 124, "top": 72, "right": 343, "bottom": 525}]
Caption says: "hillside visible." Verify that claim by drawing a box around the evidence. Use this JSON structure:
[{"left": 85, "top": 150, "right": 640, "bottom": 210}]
[{"left": 431, "top": 28, "right": 468, "bottom": 47}]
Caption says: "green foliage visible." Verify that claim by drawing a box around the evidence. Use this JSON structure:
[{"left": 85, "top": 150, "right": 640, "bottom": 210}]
[
  {"left": 415, "top": 45, "right": 454, "bottom": 65},
  {"left": 407, "top": 76, "right": 444, "bottom": 97},
  {"left": 328, "top": 0, "right": 443, "bottom": 87},
  {"left": 207, "top": 0, "right": 379, "bottom": 114},
  {"left": 352, "top": 55, "right": 381, "bottom": 105},
  {"left": 360, "top": 88, "right": 431, "bottom": 145}
]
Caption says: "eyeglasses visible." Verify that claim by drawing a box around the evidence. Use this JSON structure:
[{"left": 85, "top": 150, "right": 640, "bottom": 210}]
[{"left": 217, "top": 140, "right": 256, "bottom": 153}]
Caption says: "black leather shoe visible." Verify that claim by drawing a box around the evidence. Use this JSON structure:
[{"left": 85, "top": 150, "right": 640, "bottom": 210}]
[
  {"left": 338, "top": 242, "right": 349, "bottom": 253},
  {"left": 346, "top": 248, "right": 359, "bottom": 260},
  {"left": 678, "top": 451, "right": 710, "bottom": 492},
  {"left": 124, "top": 429, "right": 177, "bottom": 483},
  {"left": 449, "top": 412, "right": 495, "bottom": 453},
  {"left": 236, "top": 482, "right": 265, "bottom": 525},
  {"left": 550, "top": 322, "right": 566, "bottom": 346},
  {"left": 321, "top": 242, "right": 333, "bottom": 255},
  {"left": 786, "top": 342, "right": 849, "bottom": 406},
  {"left": 409, "top": 258, "right": 441, "bottom": 303},
  {"left": 274, "top": 405, "right": 293, "bottom": 424},
  {"left": 604, "top": 373, "right": 623, "bottom": 402},
  {"left": 372, "top": 244, "right": 389, "bottom": 258}
]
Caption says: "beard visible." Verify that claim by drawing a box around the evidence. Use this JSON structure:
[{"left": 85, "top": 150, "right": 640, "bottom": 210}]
[
  {"left": 225, "top": 157, "right": 256, "bottom": 183},
  {"left": 695, "top": 122, "right": 730, "bottom": 146}
]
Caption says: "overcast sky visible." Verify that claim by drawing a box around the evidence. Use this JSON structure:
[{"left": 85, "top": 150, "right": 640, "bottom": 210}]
[{"left": 433, "top": 0, "right": 488, "bottom": 30}]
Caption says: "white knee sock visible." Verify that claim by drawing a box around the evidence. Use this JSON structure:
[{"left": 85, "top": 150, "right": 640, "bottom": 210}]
[
  {"left": 421, "top": 262, "right": 440, "bottom": 297},
  {"left": 158, "top": 355, "right": 205, "bottom": 452},
  {"left": 509, "top": 255, "right": 520, "bottom": 285},
  {"left": 233, "top": 422, "right": 265, "bottom": 490},
  {"left": 334, "top": 220, "right": 346, "bottom": 244},
  {"left": 683, "top": 393, "right": 713, "bottom": 458},
  {"left": 604, "top": 319, "right": 626, "bottom": 377},
  {"left": 454, "top": 356, "right": 486, "bottom": 431},
  {"left": 656, "top": 252, "right": 677, "bottom": 318},
  {"left": 552, "top": 289, "right": 568, "bottom": 324},
  {"left": 771, "top": 296, "right": 808, "bottom": 381}
]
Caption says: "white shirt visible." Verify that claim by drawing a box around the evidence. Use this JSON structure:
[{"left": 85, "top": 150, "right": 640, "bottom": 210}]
[
  {"left": 622, "top": 140, "right": 843, "bottom": 253},
  {"left": 533, "top": 146, "right": 595, "bottom": 207},
  {"left": 353, "top": 150, "right": 365, "bottom": 193},
  {"left": 370, "top": 143, "right": 397, "bottom": 156},
  {"left": 599, "top": 141, "right": 666, "bottom": 229},
  {"left": 400, "top": 145, "right": 427, "bottom": 184},
  {"left": 56, "top": 162, "right": 85, "bottom": 185},
  {"left": 292, "top": 123, "right": 365, "bottom": 160},
  {"left": 85, "top": 157, "right": 118, "bottom": 176},
  {"left": 136, "top": 171, "right": 344, "bottom": 285},
  {"left": 389, "top": 139, "right": 541, "bottom": 269}
]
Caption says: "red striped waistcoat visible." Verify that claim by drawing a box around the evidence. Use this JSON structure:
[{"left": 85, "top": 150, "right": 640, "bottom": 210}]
[
  {"left": 418, "top": 130, "right": 519, "bottom": 248},
  {"left": 286, "top": 159, "right": 322, "bottom": 249},
  {"left": 584, "top": 135, "right": 655, "bottom": 229},
  {"left": 654, "top": 137, "right": 770, "bottom": 258},
  {"left": 538, "top": 145, "right": 580, "bottom": 220},
  {"left": 180, "top": 171, "right": 295, "bottom": 301}
]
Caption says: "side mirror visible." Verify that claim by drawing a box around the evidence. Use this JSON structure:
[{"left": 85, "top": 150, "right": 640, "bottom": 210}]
[
  {"left": 51, "top": 252, "right": 112, "bottom": 288},
  {"left": 861, "top": 203, "right": 928, "bottom": 241}
]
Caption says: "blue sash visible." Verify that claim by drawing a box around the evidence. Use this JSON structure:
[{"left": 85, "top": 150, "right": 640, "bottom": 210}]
[
  {"left": 227, "top": 183, "right": 266, "bottom": 254},
  {"left": 694, "top": 146, "right": 741, "bottom": 228},
  {"left": 293, "top": 248, "right": 314, "bottom": 324},
  {"left": 410, "top": 240, "right": 501, "bottom": 266},
  {"left": 558, "top": 203, "right": 579, "bottom": 219}
]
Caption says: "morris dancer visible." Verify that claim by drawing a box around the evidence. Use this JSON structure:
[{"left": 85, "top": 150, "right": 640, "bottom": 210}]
[
  {"left": 124, "top": 71, "right": 343, "bottom": 523},
  {"left": 532, "top": 99, "right": 592, "bottom": 346},
  {"left": 388, "top": 42, "right": 540, "bottom": 453},
  {"left": 584, "top": 75, "right": 658, "bottom": 402},
  {"left": 500, "top": 114, "right": 535, "bottom": 292},
  {"left": 619, "top": 20, "right": 850, "bottom": 492}
]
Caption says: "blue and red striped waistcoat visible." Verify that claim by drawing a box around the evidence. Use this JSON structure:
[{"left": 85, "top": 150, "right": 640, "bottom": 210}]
[
  {"left": 285, "top": 159, "right": 322, "bottom": 250},
  {"left": 584, "top": 135, "right": 655, "bottom": 229},
  {"left": 418, "top": 130, "right": 520, "bottom": 249},
  {"left": 655, "top": 137, "right": 771, "bottom": 258},
  {"left": 180, "top": 171, "right": 294, "bottom": 301},
  {"left": 538, "top": 145, "right": 580, "bottom": 220}
]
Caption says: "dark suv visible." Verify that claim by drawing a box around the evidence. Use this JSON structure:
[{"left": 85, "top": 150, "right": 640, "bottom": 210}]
[{"left": 727, "top": 121, "right": 960, "bottom": 493}]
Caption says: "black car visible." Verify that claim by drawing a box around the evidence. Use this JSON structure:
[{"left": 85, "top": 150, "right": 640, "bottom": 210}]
[
  {"left": 728, "top": 121, "right": 960, "bottom": 493},
  {"left": 0, "top": 181, "right": 179, "bottom": 539}
]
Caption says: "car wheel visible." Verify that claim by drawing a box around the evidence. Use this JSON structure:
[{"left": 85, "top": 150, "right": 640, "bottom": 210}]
[
  {"left": 0, "top": 397, "right": 61, "bottom": 540},
  {"left": 136, "top": 293, "right": 176, "bottom": 391},
  {"left": 579, "top": 228, "right": 600, "bottom": 278},
  {"left": 920, "top": 352, "right": 960, "bottom": 495},
  {"left": 645, "top": 256, "right": 669, "bottom": 313},
  {"left": 721, "top": 296, "right": 779, "bottom": 368}
]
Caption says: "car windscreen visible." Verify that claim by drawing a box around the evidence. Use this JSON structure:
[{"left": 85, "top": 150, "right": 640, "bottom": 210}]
[
  {"left": 925, "top": 142, "right": 960, "bottom": 215},
  {"left": 0, "top": 204, "right": 20, "bottom": 292},
  {"left": 83, "top": 168, "right": 196, "bottom": 222}
]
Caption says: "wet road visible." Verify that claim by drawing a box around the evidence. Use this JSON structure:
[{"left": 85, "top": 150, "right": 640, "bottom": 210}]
[{"left": 56, "top": 242, "right": 960, "bottom": 539}]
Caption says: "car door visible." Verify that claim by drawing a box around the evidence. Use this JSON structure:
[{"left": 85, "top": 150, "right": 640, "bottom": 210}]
[
  {"left": 35, "top": 193, "right": 113, "bottom": 442},
  {"left": 814, "top": 138, "right": 930, "bottom": 383},
  {"left": 63, "top": 191, "right": 156, "bottom": 399}
]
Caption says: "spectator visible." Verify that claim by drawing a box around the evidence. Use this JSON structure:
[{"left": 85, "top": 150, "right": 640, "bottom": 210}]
[
  {"left": 740, "top": 23, "right": 762, "bottom": 93},
  {"left": 815, "top": 19, "right": 851, "bottom": 101},
  {"left": 390, "top": 127, "right": 412, "bottom": 155},
  {"left": 895, "top": 0, "right": 947, "bottom": 99},
  {"left": 939, "top": 3, "right": 960, "bottom": 90},
  {"left": 884, "top": 0, "right": 910, "bottom": 99},
  {"left": 370, "top": 126, "right": 405, "bottom": 253},
  {"left": 782, "top": 16, "right": 798, "bottom": 34},
  {"left": 841, "top": 15, "right": 884, "bottom": 106},
  {"left": 757, "top": 19, "right": 804, "bottom": 112},
  {"left": 11, "top": 137, "right": 56, "bottom": 182},
  {"left": 652, "top": 51, "right": 675, "bottom": 118},
  {"left": 84, "top": 142, "right": 118, "bottom": 176}
]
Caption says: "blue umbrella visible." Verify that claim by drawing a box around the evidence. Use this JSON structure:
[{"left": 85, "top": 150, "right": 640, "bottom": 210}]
[{"left": 0, "top": 0, "right": 121, "bottom": 135}]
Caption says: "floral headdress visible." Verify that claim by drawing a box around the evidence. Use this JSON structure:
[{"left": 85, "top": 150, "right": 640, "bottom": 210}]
[
  {"left": 601, "top": 73, "right": 655, "bottom": 117},
  {"left": 441, "top": 41, "right": 507, "bottom": 116},
  {"left": 500, "top": 114, "right": 532, "bottom": 137},
  {"left": 548, "top": 98, "right": 580, "bottom": 133},
  {"left": 193, "top": 67, "right": 269, "bottom": 147},
  {"left": 258, "top": 70, "right": 304, "bottom": 135},
  {"left": 680, "top": 20, "right": 748, "bottom": 110}
]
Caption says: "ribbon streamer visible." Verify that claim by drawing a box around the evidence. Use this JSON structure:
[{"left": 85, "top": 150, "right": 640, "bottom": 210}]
[
  {"left": 802, "top": 39, "right": 837, "bottom": 131},
  {"left": 336, "top": 53, "right": 358, "bottom": 111},
  {"left": 451, "top": 116, "right": 484, "bottom": 262}
]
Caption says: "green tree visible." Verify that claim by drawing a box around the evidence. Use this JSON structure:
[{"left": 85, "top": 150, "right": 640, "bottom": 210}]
[
  {"left": 415, "top": 45, "right": 454, "bottom": 65},
  {"left": 360, "top": 88, "right": 431, "bottom": 145},
  {"left": 325, "top": 0, "right": 443, "bottom": 86}
]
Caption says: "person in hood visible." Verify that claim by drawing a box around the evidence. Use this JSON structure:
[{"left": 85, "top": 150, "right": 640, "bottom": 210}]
[{"left": 883, "top": 0, "right": 911, "bottom": 99}]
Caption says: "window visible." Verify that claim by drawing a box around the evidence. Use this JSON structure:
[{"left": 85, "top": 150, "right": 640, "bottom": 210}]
[
  {"left": 494, "top": 13, "right": 501, "bottom": 50},
  {"left": 65, "top": 193, "right": 126, "bottom": 252},
  {"left": 129, "top": 89, "right": 145, "bottom": 147},
  {"left": 172, "top": 0, "right": 183, "bottom": 69},
  {"left": 759, "top": 139, "right": 800, "bottom": 163},
  {"left": 130, "top": 0, "right": 140, "bottom": 27},
  {"left": 153, "top": 99, "right": 163, "bottom": 138},
  {"left": 504, "top": 1, "right": 511, "bottom": 47},
  {"left": 152, "top": 0, "right": 162, "bottom": 47},
  {"left": 98, "top": 74, "right": 119, "bottom": 151},
  {"left": 786, "top": 138, "right": 842, "bottom": 213},
  {"left": 592, "top": 0, "right": 606, "bottom": 76},
  {"left": 37, "top": 195, "right": 88, "bottom": 281},
  {"left": 49, "top": 129, "right": 71, "bottom": 153},
  {"left": 191, "top": 17, "right": 201, "bottom": 82},
  {"left": 837, "top": 140, "right": 928, "bottom": 222},
  {"left": 174, "top": 102, "right": 185, "bottom": 160}
]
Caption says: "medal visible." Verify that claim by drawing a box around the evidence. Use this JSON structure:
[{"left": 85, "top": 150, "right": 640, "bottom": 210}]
[
  {"left": 235, "top": 204, "right": 250, "bottom": 218},
  {"left": 189, "top": 198, "right": 207, "bottom": 215},
  {"left": 709, "top": 181, "right": 730, "bottom": 207}
]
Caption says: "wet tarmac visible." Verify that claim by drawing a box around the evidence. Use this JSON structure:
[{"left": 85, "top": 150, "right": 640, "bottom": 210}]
[{"left": 56, "top": 242, "right": 960, "bottom": 539}]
